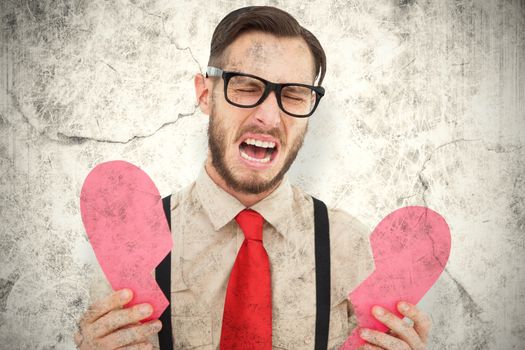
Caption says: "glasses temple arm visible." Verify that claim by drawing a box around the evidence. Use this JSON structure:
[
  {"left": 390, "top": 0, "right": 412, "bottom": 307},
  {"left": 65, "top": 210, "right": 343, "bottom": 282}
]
[{"left": 206, "top": 66, "right": 223, "bottom": 78}]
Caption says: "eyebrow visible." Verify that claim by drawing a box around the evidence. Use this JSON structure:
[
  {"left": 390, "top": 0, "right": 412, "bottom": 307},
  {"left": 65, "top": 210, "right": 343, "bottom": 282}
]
[{"left": 223, "top": 64, "right": 242, "bottom": 72}]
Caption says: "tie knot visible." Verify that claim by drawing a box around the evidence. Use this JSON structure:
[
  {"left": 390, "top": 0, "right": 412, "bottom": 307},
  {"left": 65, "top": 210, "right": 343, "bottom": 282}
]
[{"left": 235, "top": 209, "right": 264, "bottom": 241}]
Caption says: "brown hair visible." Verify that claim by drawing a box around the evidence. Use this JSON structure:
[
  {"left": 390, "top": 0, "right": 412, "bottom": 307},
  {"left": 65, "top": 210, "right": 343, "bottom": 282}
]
[{"left": 208, "top": 6, "right": 327, "bottom": 85}]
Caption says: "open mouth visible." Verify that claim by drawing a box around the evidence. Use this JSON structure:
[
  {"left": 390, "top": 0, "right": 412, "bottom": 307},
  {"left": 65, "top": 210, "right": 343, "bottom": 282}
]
[{"left": 239, "top": 137, "right": 279, "bottom": 165}]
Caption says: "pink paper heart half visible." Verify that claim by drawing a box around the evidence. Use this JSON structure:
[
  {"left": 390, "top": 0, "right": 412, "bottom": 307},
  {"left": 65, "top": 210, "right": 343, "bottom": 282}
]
[
  {"left": 80, "top": 160, "right": 172, "bottom": 321},
  {"left": 342, "top": 206, "right": 451, "bottom": 349}
]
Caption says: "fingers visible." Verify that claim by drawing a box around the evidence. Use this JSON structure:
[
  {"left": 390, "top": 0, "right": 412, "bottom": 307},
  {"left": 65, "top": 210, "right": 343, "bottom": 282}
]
[
  {"left": 102, "top": 321, "right": 162, "bottom": 348},
  {"left": 370, "top": 305, "right": 425, "bottom": 350},
  {"left": 75, "top": 289, "right": 160, "bottom": 349},
  {"left": 360, "top": 328, "right": 410, "bottom": 350},
  {"left": 80, "top": 289, "right": 133, "bottom": 327},
  {"left": 397, "top": 302, "right": 432, "bottom": 344},
  {"left": 92, "top": 304, "right": 154, "bottom": 338}
]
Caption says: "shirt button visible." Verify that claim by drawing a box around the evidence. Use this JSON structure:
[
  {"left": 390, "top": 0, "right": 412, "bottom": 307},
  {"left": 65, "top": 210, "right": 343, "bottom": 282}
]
[{"left": 304, "top": 334, "right": 313, "bottom": 344}]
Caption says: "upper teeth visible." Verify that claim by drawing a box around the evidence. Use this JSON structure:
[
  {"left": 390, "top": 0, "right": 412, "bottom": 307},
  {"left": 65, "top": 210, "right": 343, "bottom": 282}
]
[{"left": 245, "top": 138, "right": 276, "bottom": 149}]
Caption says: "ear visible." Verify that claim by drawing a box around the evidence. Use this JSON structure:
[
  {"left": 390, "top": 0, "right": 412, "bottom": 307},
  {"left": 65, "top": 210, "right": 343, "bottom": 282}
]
[{"left": 194, "top": 73, "right": 211, "bottom": 115}]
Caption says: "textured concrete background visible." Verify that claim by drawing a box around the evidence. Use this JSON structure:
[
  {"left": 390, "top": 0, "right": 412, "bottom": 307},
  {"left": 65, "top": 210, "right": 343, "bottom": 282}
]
[{"left": 0, "top": 0, "right": 524, "bottom": 349}]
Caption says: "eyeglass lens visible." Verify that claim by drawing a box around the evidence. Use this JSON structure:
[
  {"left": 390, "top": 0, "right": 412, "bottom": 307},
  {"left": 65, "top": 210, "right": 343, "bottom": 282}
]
[{"left": 227, "top": 75, "right": 317, "bottom": 116}]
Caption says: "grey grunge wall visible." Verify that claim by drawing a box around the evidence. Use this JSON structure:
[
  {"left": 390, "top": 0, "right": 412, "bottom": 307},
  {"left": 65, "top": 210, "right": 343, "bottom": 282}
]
[{"left": 0, "top": 0, "right": 524, "bottom": 349}]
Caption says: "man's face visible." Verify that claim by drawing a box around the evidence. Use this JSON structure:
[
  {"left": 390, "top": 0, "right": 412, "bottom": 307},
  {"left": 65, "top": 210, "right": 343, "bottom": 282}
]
[{"left": 207, "top": 31, "right": 316, "bottom": 194}]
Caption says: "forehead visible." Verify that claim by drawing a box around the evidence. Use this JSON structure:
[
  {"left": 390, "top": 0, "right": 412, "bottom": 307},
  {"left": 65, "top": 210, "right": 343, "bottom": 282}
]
[{"left": 222, "top": 31, "right": 316, "bottom": 85}]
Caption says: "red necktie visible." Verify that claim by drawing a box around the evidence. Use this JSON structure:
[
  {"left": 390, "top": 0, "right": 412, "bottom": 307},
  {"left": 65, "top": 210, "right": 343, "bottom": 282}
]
[{"left": 220, "top": 209, "right": 272, "bottom": 350}]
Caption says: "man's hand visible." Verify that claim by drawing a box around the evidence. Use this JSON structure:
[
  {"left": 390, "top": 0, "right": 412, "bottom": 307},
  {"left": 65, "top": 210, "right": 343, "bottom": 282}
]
[
  {"left": 74, "top": 289, "right": 162, "bottom": 350},
  {"left": 357, "top": 301, "right": 432, "bottom": 350}
]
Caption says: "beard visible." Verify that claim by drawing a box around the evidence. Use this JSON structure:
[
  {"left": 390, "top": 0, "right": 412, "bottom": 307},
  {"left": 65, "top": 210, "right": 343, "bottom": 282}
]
[{"left": 207, "top": 111, "right": 307, "bottom": 195}]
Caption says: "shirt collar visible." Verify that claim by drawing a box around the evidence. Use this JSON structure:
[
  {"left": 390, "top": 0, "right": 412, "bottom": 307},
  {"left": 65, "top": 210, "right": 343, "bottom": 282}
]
[{"left": 195, "top": 166, "right": 294, "bottom": 238}]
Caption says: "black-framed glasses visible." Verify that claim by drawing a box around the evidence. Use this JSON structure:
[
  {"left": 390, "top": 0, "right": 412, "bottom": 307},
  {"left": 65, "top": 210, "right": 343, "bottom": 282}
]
[{"left": 205, "top": 66, "right": 325, "bottom": 118}]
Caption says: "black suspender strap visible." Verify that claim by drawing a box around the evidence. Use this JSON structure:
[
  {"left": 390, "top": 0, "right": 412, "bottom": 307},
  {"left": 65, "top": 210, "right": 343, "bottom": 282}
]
[
  {"left": 156, "top": 195, "right": 174, "bottom": 350},
  {"left": 313, "top": 196, "right": 331, "bottom": 350},
  {"left": 156, "top": 195, "right": 331, "bottom": 350}
]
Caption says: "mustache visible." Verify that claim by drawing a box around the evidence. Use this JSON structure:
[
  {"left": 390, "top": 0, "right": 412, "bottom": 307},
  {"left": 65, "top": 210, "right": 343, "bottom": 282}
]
[{"left": 234, "top": 125, "right": 286, "bottom": 147}]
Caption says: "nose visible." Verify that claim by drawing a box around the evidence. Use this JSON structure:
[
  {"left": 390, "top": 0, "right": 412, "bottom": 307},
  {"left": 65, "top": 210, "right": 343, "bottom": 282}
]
[{"left": 252, "top": 91, "right": 282, "bottom": 128}]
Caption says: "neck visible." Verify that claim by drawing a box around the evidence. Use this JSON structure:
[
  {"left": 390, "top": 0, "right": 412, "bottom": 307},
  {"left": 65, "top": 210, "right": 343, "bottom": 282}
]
[{"left": 204, "top": 157, "right": 280, "bottom": 208}]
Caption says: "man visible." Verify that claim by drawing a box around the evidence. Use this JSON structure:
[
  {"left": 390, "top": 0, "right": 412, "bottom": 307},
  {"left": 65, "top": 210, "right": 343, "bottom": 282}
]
[{"left": 75, "top": 6, "right": 431, "bottom": 350}]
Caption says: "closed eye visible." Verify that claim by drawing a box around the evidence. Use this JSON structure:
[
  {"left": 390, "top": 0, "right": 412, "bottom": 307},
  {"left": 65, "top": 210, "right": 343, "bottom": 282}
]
[{"left": 283, "top": 95, "right": 306, "bottom": 102}]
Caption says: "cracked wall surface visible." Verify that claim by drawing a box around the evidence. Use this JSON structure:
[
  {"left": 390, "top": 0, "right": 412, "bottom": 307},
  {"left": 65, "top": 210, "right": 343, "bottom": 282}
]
[{"left": 1, "top": 0, "right": 524, "bottom": 349}]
